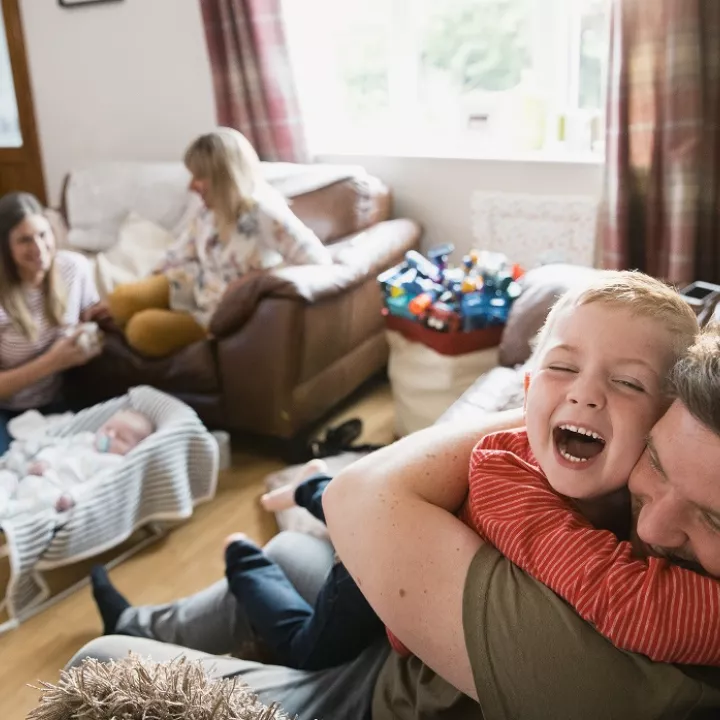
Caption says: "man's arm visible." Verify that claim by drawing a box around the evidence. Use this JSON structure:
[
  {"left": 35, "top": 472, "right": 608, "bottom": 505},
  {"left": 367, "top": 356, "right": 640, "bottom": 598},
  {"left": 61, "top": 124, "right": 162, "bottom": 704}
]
[{"left": 323, "top": 408, "right": 524, "bottom": 699}]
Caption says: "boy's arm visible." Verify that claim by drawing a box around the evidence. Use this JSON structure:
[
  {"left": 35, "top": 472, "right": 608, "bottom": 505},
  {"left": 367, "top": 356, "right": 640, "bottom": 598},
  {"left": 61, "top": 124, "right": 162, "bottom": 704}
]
[{"left": 469, "top": 446, "right": 720, "bottom": 665}]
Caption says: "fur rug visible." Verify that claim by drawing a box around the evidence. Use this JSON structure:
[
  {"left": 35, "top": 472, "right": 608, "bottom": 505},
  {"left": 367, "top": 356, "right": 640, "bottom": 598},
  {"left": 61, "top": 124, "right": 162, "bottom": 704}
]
[{"left": 28, "top": 654, "right": 292, "bottom": 720}]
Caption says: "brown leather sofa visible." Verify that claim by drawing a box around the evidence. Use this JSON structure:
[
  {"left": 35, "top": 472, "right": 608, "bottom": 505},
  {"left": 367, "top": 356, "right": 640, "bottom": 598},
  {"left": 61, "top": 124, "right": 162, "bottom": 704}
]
[{"left": 66, "top": 174, "right": 422, "bottom": 440}]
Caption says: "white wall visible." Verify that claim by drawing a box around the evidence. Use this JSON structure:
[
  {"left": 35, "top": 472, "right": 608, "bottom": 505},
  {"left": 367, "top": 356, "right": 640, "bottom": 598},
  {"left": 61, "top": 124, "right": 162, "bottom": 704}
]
[
  {"left": 20, "top": 0, "right": 216, "bottom": 205},
  {"left": 318, "top": 153, "right": 604, "bottom": 258}
]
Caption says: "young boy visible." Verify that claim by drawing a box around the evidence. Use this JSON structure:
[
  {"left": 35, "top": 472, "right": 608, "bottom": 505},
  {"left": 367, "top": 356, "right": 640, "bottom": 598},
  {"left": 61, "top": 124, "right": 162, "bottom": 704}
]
[{"left": 460, "top": 274, "right": 720, "bottom": 663}]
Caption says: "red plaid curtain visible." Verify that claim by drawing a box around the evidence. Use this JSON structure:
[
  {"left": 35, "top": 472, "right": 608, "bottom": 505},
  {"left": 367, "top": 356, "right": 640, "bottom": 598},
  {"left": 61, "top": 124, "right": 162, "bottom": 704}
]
[
  {"left": 597, "top": 0, "right": 720, "bottom": 284},
  {"left": 199, "top": 0, "right": 308, "bottom": 162}
]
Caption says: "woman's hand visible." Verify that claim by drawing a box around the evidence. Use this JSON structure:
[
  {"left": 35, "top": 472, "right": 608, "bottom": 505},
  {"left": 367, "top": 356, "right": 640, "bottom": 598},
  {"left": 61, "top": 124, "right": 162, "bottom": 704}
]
[
  {"left": 81, "top": 301, "right": 112, "bottom": 325},
  {"left": 45, "top": 332, "right": 98, "bottom": 372}
]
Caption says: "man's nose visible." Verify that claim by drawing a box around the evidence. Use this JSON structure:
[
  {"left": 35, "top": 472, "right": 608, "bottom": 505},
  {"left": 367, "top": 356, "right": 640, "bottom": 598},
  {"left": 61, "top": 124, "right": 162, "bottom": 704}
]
[
  {"left": 567, "top": 375, "right": 605, "bottom": 409},
  {"left": 636, "top": 490, "right": 690, "bottom": 549}
]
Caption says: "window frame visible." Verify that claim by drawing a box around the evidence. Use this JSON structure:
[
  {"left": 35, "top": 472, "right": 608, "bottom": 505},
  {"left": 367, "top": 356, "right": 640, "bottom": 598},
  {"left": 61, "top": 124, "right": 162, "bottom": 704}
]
[{"left": 283, "top": 0, "right": 608, "bottom": 162}]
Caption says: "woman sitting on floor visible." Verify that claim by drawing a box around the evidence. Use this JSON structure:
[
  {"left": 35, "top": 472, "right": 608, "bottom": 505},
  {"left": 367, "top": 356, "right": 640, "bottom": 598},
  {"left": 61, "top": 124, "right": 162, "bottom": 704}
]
[
  {"left": 107, "top": 127, "right": 333, "bottom": 358},
  {"left": 0, "top": 192, "right": 107, "bottom": 455}
]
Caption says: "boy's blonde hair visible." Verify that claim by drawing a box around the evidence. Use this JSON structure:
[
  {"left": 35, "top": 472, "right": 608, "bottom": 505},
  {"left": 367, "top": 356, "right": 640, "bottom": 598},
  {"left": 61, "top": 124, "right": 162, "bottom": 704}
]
[
  {"left": 532, "top": 270, "right": 699, "bottom": 368},
  {"left": 184, "top": 127, "right": 268, "bottom": 241}
]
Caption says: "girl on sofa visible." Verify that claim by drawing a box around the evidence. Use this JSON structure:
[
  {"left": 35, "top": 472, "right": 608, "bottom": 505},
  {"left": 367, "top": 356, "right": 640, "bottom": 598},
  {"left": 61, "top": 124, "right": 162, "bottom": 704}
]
[
  {"left": 107, "top": 127, "right": 332, "bottom": 358},
  {"left": 0, "top": 192, "right": 108, "bottom": 455}
]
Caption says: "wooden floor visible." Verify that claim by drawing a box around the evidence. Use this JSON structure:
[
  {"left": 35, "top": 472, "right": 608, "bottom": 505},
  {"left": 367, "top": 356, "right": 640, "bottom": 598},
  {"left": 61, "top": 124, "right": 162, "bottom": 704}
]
[{"left": 0, "top": 380, "right": 394, "bottom": 719}]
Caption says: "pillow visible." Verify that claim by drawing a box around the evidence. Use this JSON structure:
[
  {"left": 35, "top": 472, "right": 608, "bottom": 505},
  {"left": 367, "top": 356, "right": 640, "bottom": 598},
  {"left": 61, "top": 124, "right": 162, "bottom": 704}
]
[
  {"left": 67, "top": 216, "right": 126, "bottom": 253},
  {"left": 93, "top": 213, "right": 175, "bottom": 297}
]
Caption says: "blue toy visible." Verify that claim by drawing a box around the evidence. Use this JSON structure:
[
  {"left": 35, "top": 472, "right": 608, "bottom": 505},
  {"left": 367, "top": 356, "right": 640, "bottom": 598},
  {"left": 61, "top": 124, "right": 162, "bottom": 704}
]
[{"left": 377, "top": 245, "right": 523, "bottom": 335}]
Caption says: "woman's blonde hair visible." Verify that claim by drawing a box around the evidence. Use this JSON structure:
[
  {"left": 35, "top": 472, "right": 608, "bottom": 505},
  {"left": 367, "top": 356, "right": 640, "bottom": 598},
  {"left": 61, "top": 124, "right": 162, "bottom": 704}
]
[
  {"left": 0, "top": 192, "right": 66, "bottom": 340},
  {"left": 184, "top": 127, "right": 267, "bottom": 241}
]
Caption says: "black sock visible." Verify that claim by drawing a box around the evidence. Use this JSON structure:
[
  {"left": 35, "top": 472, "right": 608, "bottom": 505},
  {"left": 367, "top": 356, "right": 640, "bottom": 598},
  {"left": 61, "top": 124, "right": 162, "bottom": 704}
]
[{"left": 90, "top": 565, "right": 130, "bottom": 635}]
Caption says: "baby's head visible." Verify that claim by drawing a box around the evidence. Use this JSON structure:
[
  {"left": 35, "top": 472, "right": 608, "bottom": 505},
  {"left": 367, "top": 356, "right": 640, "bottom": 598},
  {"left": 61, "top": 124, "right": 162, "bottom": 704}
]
[
  {"left": 525, "top": 270, "right": 698, "bottom": 500},
  {"left": 96, "top": 410, "right": 154, "bottom": 455}
]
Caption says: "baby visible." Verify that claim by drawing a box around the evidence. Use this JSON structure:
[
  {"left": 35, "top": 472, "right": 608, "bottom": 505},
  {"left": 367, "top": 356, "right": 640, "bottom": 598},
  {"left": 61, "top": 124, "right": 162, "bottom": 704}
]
[{"left": 0, "top": 409, "right": 154, "bottom": 519}]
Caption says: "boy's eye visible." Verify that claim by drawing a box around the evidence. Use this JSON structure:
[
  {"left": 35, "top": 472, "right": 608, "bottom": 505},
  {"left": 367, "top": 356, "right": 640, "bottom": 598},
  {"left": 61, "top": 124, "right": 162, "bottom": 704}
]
[
  {"left": 615, "top": 379, "right": 645, "bottom": 392},
  {"left": 547, "top": 365, "right": 576, "bottom": 373}
]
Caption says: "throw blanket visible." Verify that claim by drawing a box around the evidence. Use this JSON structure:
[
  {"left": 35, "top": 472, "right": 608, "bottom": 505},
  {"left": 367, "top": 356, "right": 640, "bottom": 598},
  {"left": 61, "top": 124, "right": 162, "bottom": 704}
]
[{"left": 0, "top": 386, "right": 218, "bottom": 629}]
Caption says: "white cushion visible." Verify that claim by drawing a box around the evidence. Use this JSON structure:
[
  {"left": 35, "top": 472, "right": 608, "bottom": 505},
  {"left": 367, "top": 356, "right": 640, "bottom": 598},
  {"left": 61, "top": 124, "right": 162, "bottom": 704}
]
[
  {"left": 92, "top": 212, "right": 175, "bottom": 297},
  {"left": 65, "top": 162, "right": 194, "bottom": 233}
]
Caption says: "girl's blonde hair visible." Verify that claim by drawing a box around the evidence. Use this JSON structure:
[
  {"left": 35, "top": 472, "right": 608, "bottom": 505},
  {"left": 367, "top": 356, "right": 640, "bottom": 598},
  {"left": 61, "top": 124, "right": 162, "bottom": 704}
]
[
  {"left": 184, "top": 127, "right": 267, "bottom": 241},
  {"left": 0, "top": 192, "right": 66, "bottom": 340}
]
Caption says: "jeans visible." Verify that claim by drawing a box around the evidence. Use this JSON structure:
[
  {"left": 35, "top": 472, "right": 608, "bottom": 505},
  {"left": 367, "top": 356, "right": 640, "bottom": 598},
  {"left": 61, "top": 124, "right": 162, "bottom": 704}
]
[{"left": 225, "top": 473, "right": 385, "bottom": 670}]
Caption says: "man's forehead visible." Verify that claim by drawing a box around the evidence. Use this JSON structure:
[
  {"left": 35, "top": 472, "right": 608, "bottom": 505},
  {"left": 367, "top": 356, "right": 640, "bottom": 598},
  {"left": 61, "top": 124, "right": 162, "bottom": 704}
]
[{"left": 652, "top": 401, "right": 720, "bottom": 507}]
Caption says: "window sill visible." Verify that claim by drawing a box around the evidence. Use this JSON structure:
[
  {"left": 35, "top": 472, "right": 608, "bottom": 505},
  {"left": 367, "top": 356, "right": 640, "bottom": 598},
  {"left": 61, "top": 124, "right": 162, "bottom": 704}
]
[{"left": 314, "top": 146, "right": 604, "bottom": 166}]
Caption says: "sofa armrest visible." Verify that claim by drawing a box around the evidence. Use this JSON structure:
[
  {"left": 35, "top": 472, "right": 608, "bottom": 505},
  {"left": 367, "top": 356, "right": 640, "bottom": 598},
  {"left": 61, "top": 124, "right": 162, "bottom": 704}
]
[
  {"left": 209, "top": 218, "right": 422, "bottom": 338},
  {"left": 209, "top": 264, "right": 365, "bottom": 338}
]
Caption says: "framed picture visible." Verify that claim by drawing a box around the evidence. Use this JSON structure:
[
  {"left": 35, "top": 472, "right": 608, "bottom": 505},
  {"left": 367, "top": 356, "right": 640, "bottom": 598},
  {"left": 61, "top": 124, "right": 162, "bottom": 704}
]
[{"left": 59, "top": 0, "right": 124, "bottom": 8}]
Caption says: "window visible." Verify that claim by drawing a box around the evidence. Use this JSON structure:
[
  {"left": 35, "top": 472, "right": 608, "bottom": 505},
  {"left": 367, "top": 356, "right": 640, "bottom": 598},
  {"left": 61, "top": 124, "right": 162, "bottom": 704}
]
[{"left": 283, "top": 0, "right": 609, "bottom": 159}]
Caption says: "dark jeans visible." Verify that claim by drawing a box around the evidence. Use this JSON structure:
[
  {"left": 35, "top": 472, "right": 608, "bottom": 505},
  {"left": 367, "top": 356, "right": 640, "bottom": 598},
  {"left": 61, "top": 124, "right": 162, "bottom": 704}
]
[
  {"left": 225, "top": 473, "right": 385, "bottom": 670},
  {"left": 0, "top": 400, "right": 68, "bottom": 456}
]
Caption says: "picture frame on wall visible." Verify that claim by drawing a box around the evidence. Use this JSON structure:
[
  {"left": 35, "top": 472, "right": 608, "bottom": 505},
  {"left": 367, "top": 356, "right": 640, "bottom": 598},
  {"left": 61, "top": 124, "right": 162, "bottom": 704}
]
[{"left": 58, "top": 0, "right": 124, "bottom": 8}]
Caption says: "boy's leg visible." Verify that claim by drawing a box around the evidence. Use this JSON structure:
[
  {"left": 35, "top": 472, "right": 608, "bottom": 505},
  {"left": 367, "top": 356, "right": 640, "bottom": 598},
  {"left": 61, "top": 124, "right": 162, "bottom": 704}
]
[
  {"left": 107, "top": 274, "right": 171, "bottom": 326},
  {"left": 226, "top": 537, "right": 384, "bottom": 670},
  {"left": 113, "top": 532, "right": 334, "bottom": 655},
  {"left": 125, "top": 308, "right": 206, "bottom": 357},
  {"left": 293, "top": 473, "right": 334, "bottom": 523}
]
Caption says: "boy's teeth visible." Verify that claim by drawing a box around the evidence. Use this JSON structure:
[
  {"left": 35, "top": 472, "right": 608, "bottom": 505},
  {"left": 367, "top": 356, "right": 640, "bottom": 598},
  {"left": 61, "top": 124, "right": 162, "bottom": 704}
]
[
  {"left": 559, "top": 424, "right": 604, "bottom": 441},
  {"left": 559, "top": 447, "right": 589, "bottom": 463}
]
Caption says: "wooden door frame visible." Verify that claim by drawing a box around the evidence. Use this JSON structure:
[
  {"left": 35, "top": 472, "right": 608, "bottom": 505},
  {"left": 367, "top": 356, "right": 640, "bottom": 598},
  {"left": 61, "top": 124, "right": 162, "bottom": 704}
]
[{"left": 0, "top": 0, "right": 46, "bottom": 203}]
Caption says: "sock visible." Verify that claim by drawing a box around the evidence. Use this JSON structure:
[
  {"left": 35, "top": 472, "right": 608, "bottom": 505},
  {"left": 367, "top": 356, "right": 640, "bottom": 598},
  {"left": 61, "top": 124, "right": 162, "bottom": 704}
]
[{"left": 90, "top": 565, "right": 130, "bottom": 635}]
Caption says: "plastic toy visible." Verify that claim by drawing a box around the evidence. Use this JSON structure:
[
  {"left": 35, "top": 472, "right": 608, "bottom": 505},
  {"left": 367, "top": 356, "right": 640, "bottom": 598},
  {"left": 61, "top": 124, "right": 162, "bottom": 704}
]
[{"left": 377, "top": 245, "right": 525, "bottom": 335}]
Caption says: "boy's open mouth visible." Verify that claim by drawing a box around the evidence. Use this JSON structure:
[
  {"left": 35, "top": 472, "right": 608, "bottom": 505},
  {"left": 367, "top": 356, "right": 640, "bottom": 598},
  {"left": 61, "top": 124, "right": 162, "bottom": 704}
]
[{"left": 553, "top": 424, "right": 606, "bottom": 463}]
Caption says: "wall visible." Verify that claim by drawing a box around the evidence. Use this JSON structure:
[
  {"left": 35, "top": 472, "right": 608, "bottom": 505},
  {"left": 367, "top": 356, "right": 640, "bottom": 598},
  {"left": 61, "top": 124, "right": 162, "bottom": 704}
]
[
  {"left": 20, "top": 0, "right": 215, "bottom": 205},
  {"left": 318, "top": 153, "right": 604, "bottom": 258}
]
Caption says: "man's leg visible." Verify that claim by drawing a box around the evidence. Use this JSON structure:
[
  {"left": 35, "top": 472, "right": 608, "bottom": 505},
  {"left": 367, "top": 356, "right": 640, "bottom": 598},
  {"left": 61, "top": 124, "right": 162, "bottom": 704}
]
[
  {"left": 113, "top": 532, "right": 335, "bottom": 654},
  {"left": 66, "top": 635, "right": 389, "bottom": 720}
]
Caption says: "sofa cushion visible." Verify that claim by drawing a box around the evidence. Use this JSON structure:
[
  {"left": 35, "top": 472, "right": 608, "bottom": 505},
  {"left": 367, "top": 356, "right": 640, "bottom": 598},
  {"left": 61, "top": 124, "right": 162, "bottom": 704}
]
[{"left": 289, "top": 176, "right": 392, "bottom": 245}]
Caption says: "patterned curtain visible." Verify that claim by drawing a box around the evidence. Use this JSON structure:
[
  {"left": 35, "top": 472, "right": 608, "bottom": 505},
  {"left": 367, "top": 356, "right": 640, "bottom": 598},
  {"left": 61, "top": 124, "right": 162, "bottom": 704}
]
[
  {"left": 199, "top": 0, "right": 308, "bottom": 162},
  {"left": 597, "top": 0, "right": 720, "bottom": 285}
]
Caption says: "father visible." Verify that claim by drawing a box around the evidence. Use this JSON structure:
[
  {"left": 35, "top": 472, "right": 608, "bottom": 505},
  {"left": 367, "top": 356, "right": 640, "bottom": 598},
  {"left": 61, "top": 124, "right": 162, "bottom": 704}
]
[{"left": 68, "top": 330, "right": 720, "bottom": 719}]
